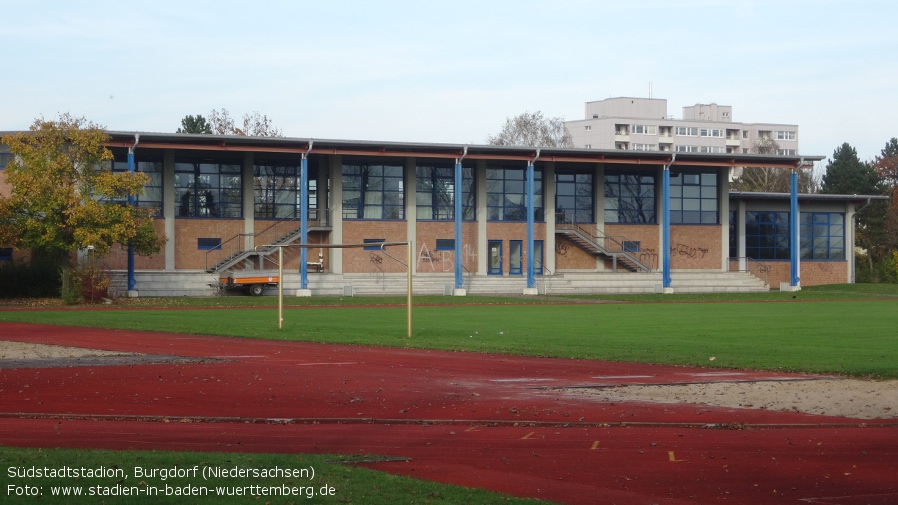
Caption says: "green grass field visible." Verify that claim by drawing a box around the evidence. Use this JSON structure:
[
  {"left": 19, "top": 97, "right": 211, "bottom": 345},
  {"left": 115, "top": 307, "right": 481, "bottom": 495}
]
[{"left": 2, "top": 284, "right": 897, "bottom": 378}]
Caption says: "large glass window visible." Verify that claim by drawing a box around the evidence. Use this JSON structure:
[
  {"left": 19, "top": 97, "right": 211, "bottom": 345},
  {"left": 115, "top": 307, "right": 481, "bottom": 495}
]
[
  {"left": 776, "top": 131, "right": 796, "bottom": 141},
  {"left": 700, "top": 128, "right": 724, "bottom": 138},
  {"left": 415, "top": 162, "right": 475, "bottom": 220},
  {"left": 555, "top": 170, "right": 593, "bottom": 224},
  {"left": 111, "top": 157, "right": 163, "bottom": 217},
  {"left": 745, "top": 211, "right": 790, "bottom": 260},
  {"left": 253, "top": 161, "right": 317, "bottom": 219},
  {"left": 342, "top": 161, "right": 404, "bottom": 219},
  {"left": 486, "top": 166, "right": 544, "bottom": 221},
  {"left": 801, "top": 212, "right": 845, "bottom": 260},
  {"left": 670, "top": 170, "right": 717, "bottom": 224},
  {"left": 604, "top": 171, "right": 655, "bottom": 223},
  {"left": 175, "top": 159, "right": 242, "bottom": 218}
]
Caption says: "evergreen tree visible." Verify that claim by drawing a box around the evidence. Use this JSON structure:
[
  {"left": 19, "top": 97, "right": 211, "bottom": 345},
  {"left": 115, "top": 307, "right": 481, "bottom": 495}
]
[
  {"left": 821, "top": 143, "right": 879, "bottom": 195},
  {"left": 177, "top": 115, "right": 213, "bottom": 134}
]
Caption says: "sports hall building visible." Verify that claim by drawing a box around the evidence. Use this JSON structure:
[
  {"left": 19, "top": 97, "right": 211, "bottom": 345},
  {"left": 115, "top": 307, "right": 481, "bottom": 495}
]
[{"left": 0, "top": 132, "right": 884, "bottom": 297}]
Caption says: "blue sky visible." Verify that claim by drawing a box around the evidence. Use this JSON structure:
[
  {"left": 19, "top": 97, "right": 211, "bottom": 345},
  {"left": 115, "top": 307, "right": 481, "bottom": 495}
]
[{"left": 3, "top": 0, "right": 897, "bottom": 165}]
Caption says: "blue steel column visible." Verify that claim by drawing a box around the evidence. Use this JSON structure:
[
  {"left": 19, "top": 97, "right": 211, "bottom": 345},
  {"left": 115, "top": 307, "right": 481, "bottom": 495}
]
[
  {"left": 790, "top": 169, "right": 800, "bottom": 287},
  {"left": 126, "top": 149, "right": 136, "bottom": 292},
  {"left": 526, "top": 161, "right": 535, "bottom": 289},
  {"left": 662, "top": 166, "right": 671, "bottom": 289},
  {"left": 300, "top": 154, "right": 309, "bottom": 290},
  {"left": 454, "top": 160, "right": 463, "bottom": 290}
]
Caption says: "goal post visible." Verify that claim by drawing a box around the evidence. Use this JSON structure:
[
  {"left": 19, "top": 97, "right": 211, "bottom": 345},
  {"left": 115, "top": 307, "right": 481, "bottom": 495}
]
[{"left": 257, "top": 241, "right": 413, "bottom": 337}]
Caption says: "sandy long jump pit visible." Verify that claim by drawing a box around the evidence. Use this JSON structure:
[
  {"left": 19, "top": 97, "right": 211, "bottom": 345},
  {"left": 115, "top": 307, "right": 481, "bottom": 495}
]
[{"left": 0, "top": 341, "right": 210, "bottom": 369}]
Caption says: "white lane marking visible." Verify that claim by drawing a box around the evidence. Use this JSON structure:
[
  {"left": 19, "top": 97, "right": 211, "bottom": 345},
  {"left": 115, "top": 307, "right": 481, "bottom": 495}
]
[
  {"left": 491, "top": 378, "right": 556, "bottom": 383},
  {"left": 297, "top": 362, "right": 357, "bottom": 366},
  {"left": 591, "top": 375, "right": 656, "bottom": 379},
  {"left": 688, "top": 372, "right": 748, "bottom": 377}
]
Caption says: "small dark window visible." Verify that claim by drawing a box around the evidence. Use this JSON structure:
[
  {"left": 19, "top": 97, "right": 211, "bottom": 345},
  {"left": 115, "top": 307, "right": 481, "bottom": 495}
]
[
  {"left": 623, "top": 241, "right": 640, "bottom": 253},
  {"left": 0, "top": 248, "right": 13, "bottom": 261},
  {"left": 363, "top": 238, "right": 386, "bottom": 251},
  {"left": 197, "top": 238, "right": 222, "bottom": 250},
  {"left": 435, "top": 239, "right": 455, "bottom": 251}
]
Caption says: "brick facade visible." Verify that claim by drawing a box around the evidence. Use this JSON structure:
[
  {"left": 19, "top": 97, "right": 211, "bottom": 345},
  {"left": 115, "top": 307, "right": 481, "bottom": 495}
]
[
  {"left": 669, "top": 225, "right": 722, "bottom": 270},
  {"left": 342, "top": 221, "right": 408, "bottom": 273},
  {"left": 414, "top": 222, "right": 478, "bottom": 275},
  {"left": 605, "top": 224, "right": 660, "bottom": 270},
  {"left": 175, "top": 219, "right": 245, "bottom": 270}
]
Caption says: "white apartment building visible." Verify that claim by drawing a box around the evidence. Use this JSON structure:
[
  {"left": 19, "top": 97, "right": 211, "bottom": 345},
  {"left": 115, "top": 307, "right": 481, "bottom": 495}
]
[{"left": 566, "top": 97, "right": 799, "bottom": 156}]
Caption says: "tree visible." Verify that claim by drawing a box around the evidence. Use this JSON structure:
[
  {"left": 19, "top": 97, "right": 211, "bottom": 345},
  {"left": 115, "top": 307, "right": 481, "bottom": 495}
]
[
  {"left": 487, "top": 111, "right": 573, "bottom": 148},
  {"left": 207, "top": 108, "right": 282, "bottom": 137},
  {"left": 0, "top": 114, "right": 166, "bottom": 264},
  {"left": 873, "top": 137, "right": 898, "bottom": 189},
  {"left": 731, "top": 138, "right": 818, "bottom": 193},
  {"left": 870, "top": 138, "right": 898, "bottom": 282},
  {"left": 822, "top": 142, "right": 888, "bottom": 281},
  {"left": 177, "top": 114, "right": 213, "bottom": 134},
  {"left": 821, "top": 143, "right": 879, "bottom": 195}
]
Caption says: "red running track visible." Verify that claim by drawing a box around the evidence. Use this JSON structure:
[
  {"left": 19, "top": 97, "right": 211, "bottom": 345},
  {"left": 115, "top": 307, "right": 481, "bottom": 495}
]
[{"left": 1, "top": 322, "right": 896, "bottom": 504}]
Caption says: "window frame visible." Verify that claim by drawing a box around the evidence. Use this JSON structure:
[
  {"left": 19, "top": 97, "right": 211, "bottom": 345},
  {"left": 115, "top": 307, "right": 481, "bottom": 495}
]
[
  {"left": 253, "top": 160, "right": 318, "bottom": 220},
  {"left": 800, "top": 212, "right": 845, "bottom": 260},
  {"left": 604, "top": 170, "right": 656, "bottom": 224},
  {"left": 342, "top": 161, "right": 405, "bottom": 220},
  {"left": 486, "top": 165, "right": 544, "bottom": 222},
  {"left": 415, "top": 162, "right": 475, "bottom": 221},
  {"left": 174, "top": 158, "right": 243, "bottom": 218},
  {"left": 744, "top": 211, "right": 790, "bottom": 260},
  {"left": 669, "top": 170, "right": 718, "bottom": 225},
  {"left": 110, "top": 156, "right": 164, "bottom": 217},
  {"left": 555, "top": 169, "right": 594, "bottom": 224}
]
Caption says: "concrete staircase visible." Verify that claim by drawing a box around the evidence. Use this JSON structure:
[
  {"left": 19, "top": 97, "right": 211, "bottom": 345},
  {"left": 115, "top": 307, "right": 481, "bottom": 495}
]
[
  {"left": 555, "top": 224, "right": 651, "bottom": 272},
  {"left": 312, "top": 270, "right": 768, "bottom": 296},
  {"left": 112, "top": 270, "right": 768, "bottom": 298}
]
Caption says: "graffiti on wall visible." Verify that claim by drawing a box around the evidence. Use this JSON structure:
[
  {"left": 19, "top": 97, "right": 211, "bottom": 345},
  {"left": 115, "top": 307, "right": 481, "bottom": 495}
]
[
  {"left": 639, "top": 248, "right": 659, "bottom": 269},
  {"left": 555, "top": 242, "right": 569, "bottom": 256},
  {"left": 670, "top": 242, "right": 709, "bottom": 259},
  {"left": 416, "top": 242, "right": 477, "bottom": 272}
]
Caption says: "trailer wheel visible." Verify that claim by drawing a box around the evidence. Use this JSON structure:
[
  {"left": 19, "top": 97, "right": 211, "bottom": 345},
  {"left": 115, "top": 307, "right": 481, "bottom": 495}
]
[{"left": 249, "top": 284, "right": 264, "bottom": 296}]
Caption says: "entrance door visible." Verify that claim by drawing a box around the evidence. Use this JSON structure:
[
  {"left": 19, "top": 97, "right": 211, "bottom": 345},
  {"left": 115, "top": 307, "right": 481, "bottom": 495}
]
[
  {"left": 488, "top": 240, "right": 503, "bottom": 275},
  {"left": 509, "top": 240, "right": 523, "bottom": 276}
]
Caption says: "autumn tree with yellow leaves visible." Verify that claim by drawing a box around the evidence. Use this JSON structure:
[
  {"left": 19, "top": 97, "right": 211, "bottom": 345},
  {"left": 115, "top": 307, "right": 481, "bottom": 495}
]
[{"left": 0, "top": 114, "right": 165, "bottom": 274}]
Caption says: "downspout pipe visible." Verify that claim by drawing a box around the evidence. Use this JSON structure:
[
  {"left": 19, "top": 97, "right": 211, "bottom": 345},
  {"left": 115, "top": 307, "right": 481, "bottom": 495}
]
[
  {"left": 662, "top": 154, "right": 675, "bottom": 290},
  {"left": 526, "top": 149, "right": 541, "bottom": 290},
  {"left": 126, "top": 134, "right": 140, "bottom": 293},
  {"left": 454, "top": 146, "right": 468, "bottom": 291},
  {"left": 300, "top": 141, "right": 313, "bottom": 291}
]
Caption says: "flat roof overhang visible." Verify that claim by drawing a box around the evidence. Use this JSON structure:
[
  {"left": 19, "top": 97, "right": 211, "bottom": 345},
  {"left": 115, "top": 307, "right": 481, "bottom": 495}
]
[
  {"left": 103, "top": 131, "right": 824, "bottom": 170},
  {"left": 730, "top": 191, "right": 889, "bottom": 205}
]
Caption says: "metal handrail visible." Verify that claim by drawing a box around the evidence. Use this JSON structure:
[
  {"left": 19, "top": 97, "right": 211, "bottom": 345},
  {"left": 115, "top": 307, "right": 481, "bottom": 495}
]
[
  {"left": 556, "top": 221, "right": 650, "bottom": 271},
  {"left": 204, "top": 209, "right": 332, "bottom": 271}
]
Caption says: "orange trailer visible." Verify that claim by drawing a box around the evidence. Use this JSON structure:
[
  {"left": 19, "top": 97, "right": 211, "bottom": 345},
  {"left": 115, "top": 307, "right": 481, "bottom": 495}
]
[{"left": 218, "top": 271, "right": 279, "bottom": 296}]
